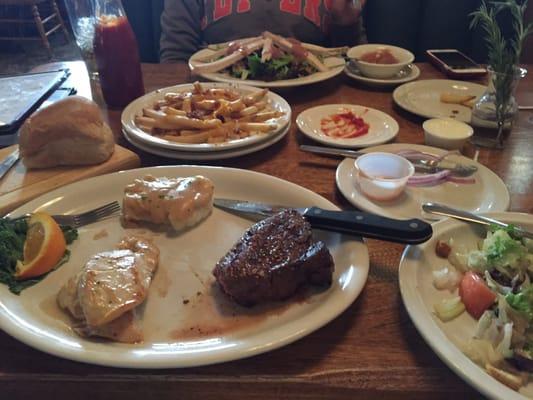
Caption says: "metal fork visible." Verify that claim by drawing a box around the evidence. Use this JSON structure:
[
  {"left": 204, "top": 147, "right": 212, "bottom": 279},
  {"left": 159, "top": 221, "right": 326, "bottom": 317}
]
[
  {"left": 8, "top": 201, "right": 121, "bottom": 228},
  {"left": 300, "top": 145, "right": 478, "bottom": 177},
  {"left": 412, "top": 158, "right": 478, "bottom": 177},
  {"left": 422, "top": 202, "right": 533, "bottom": 239}
]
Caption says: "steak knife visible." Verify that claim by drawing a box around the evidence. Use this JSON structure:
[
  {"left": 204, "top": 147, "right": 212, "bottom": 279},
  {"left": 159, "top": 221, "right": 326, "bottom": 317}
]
[
  {"left": 214, "top": 198, "right": 433, "bottom": 244},
  {"left": 0, "top": 148, "right": 19, "bottom": 180}
]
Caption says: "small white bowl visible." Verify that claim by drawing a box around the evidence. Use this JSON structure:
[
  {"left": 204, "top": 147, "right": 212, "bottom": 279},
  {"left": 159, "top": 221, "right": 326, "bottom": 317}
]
[
  {"left": 423, "top": 118, "right": 474, "bottom": 150},
  {"left": 347, "top": 44, "right": 415, "bottom": 79},
  {"left": 354, "top": 152, "right": 414, "bottom": 201}
]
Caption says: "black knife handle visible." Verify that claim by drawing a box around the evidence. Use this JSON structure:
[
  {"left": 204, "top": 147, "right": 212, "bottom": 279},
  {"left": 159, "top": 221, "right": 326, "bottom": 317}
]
[{"left": 303, "top": 207, "right": 433, "bottom": 244}]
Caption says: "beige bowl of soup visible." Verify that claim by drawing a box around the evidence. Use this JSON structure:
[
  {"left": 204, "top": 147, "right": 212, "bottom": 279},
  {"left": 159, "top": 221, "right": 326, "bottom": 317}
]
[{"left": 347, "top": 44, "right": 415, "bottom": 79}]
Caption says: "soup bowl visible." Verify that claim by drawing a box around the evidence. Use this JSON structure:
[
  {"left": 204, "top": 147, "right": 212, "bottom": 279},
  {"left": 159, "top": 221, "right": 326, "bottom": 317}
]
[{"left": 347, "top": 44, "right": 415, "bottom": 79}]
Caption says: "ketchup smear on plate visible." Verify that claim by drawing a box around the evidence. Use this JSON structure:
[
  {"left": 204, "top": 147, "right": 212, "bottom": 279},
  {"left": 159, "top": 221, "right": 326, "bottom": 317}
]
[{"left": 320, "top": 109, "right": 370, "bottom": 138}]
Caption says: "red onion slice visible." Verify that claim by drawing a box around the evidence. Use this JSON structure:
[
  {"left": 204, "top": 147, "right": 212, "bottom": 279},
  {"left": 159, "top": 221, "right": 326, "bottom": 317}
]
[
  {"left": 395, "top": 149, "right": 475, "bottom": 186},
  {"left": 408, "top": 170, "right": 451, "bottom": 186}
]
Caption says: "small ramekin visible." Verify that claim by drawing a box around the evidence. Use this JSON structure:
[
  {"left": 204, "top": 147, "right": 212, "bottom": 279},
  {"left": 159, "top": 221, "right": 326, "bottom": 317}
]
[
  {"left": 423, "top": 118, "right": 474, "bottom": 150},
  {"left": 354, "top": 152, "right": 414, "bottom": 201}
]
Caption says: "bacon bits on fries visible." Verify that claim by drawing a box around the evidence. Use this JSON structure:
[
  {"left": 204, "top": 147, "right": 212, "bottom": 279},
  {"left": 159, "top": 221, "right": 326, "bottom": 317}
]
[{"left": 134, "top": 83, "right": 284, "bottom": 144}]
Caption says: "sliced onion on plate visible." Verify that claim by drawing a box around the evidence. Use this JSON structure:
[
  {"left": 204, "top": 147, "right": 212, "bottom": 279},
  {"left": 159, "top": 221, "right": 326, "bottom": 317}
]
[{"left": 394, "top": 149, "right": 476, "bottom": 186}]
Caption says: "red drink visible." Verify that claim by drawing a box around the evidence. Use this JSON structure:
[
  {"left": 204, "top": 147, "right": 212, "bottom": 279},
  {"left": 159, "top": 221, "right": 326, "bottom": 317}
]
[{"left": 93, "top": 15, "right": 144, "bottom": 108}]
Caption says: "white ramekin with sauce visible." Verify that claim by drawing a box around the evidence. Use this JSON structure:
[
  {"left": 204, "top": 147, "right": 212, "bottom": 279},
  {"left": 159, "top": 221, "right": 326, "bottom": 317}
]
[
  {"left": 354, "top": 152, "right": 415, "bottom": 201},
  {"left": 423, "top": 118, "right": 474, "bottom": 150}
]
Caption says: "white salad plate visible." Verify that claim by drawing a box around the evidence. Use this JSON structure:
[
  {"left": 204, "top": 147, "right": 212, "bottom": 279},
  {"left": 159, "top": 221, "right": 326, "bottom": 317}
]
[
  {"left": 399, "top": 212, "right": 533, "bottom": 400},
  {"left": 336, "top": 143, "right": 510, "bottom": 221},
  {"left": 121, "top": 82, "right": 291, "bottom": 153},
  {"left": 344, "top": 62, "right": 421, "bottom": 87},
  {"left": 296, "top": 104, "right": 399, "bottom": 148},
  {"left": 0, "top": 166, "right": 369, "bottom": 368},
  {"left": 189, "top": 48, "right": 345, "bottom": 88},
  {"left": 123, "top": 122, "right": 289, "bottom": 161},
  {"left": 393, "top": 79, "right": 486, "bottom": 123}
]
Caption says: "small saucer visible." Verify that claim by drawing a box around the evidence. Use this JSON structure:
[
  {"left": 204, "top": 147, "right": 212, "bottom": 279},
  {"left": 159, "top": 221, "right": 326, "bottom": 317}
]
[
  {"left": 344, "top": 62, "right": 420, "bottom": 87},
  {"left": 296, "top": 104, "right": 399, "bottom": 148}
]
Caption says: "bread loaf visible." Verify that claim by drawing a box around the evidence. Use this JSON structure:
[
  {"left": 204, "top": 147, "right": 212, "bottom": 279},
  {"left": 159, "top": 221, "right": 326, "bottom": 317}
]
[{"left": 19, "top": 96, "right": 115, "bottom": 169}]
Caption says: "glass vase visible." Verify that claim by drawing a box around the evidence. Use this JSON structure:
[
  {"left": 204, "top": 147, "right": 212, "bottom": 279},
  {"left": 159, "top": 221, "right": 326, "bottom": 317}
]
[
  {"left": 470, "top": 66, "right": 527, "bottom": 149},
  {"left": 64, "top": 0, "right": 98, "bottom": 82}
]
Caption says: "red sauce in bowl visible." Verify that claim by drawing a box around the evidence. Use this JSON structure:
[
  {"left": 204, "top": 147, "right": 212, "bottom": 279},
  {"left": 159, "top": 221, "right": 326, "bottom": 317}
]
[
  {"left": 360, "top": 48, "right": 399, "bottom": 64},
  {"left": 320, "top": 109, "right": 370, "bottom": 138}
]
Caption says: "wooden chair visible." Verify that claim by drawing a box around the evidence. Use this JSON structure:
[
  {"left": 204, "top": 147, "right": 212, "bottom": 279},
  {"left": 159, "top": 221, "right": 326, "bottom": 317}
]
[{"left": 0, "top": 0, "right": 70, "bottom": 57}]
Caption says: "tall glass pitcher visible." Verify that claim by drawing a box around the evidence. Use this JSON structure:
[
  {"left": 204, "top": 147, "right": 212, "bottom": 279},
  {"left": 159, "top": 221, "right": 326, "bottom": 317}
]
[{"left": 93, "top": 0, "right": 144, "bottom": 108}]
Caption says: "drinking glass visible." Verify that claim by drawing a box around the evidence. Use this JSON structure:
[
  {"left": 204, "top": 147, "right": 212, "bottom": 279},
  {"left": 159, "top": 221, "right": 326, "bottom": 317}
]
[{"left": 64, "top": 0, "right": 98, "bottom": 81}]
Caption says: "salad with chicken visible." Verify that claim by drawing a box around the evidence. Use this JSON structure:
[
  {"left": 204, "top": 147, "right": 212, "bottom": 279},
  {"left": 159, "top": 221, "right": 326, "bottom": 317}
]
[
  {"left": 433, "top": 226, "right": 533, "bottom": 391},
  {"left": 189, "top": 31, "right": 347, "bottom": 82}
]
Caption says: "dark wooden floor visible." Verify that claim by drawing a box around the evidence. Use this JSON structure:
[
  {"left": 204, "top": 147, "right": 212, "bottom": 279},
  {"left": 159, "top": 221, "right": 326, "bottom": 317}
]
[{"left": 0, "top": 35, "right": 79, "bottom": 75}]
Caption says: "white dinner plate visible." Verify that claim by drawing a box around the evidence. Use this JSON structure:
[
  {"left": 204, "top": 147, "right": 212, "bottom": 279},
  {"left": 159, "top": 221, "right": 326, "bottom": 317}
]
[
  {"left": 121, "top": 82, "right": 291, "bottom": 153},
  {"left": 344, "top": 62, "right": 421, "bottom": 87},
  {"left": 296, "top": 104, "right": 399, "bottom": 148},
  {"left": 393, "top": 79, "right": 486, "bottom": 123},
  {"left": 336, "top": 143, "right": 510, "bottom": 221},
  {"left": 0, "top": 166, "right": 369, "bottom": 368},
  {"left": 399, "top": 212, "right": 533, "bottom": 400},
  {"left": 189, "top": 48, "right": 345, "bottom": 88},
  {"left": 123, "top": 122, "right": 289, "bottom": 160}
]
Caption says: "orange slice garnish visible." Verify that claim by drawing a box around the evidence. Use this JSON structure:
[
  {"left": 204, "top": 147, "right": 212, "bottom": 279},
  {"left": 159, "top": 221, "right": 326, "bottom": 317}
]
[{"left": 15, "top": 212, "right": 66, "bottom": 280}]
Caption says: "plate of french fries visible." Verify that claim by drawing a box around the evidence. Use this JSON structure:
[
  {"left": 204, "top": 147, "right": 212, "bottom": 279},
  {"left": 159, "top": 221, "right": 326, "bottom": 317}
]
[
  {"left": 393, "top": 79, "right": 486, "bottom": 123},
  {"left": 122, "top": 122, "right": 289, "bottom": 160},
  {"left": 122, "top": 82, "right": 291, "bottom": 153}
]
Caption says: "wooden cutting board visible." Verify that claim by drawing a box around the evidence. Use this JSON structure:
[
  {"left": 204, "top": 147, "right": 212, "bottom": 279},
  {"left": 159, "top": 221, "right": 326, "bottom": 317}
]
[{"left": 0, "top": 144, "right": 140, "bottom": 215}]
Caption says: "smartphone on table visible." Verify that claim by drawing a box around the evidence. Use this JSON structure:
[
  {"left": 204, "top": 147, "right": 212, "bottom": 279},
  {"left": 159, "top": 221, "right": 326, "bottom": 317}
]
[{"left": 426, "top": 49, "right": 486, "bottom": 79}]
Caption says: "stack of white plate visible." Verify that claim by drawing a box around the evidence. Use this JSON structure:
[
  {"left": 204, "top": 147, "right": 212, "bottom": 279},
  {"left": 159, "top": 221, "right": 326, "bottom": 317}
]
[{"left": 121, "top": 82, "right": 292, "bottom": 160}]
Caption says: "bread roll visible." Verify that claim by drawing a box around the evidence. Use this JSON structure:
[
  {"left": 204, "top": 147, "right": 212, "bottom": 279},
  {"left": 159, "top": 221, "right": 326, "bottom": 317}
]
[{"left": 19, "top": 96, "right": 115, "bottom": 169}]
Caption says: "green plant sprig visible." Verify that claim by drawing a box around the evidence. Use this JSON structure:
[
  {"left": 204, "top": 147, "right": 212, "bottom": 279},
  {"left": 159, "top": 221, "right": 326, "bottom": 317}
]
[
  {"left": 471, "top": 0, "right": 533, "bottom": 68},
  {"left": 470, "top": 0, "right": 533, "bottom": 126}
]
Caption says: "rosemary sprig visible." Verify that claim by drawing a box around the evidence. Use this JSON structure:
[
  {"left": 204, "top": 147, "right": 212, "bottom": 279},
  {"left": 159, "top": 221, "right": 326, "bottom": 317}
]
[{"left": 470, "top": 1, "right": 532, "bottom": 127}]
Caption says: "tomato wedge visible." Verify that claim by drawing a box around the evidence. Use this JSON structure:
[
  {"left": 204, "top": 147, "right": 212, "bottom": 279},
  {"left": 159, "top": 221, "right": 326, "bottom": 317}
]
[{"left": 459, "top": 271, "right": 497, "bottom": 319}]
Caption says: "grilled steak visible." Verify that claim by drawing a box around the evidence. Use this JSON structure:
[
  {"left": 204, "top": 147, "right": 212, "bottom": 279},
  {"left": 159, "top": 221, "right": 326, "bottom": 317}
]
[{"left": 213, "top": 209, "right": 334, "bottom": 306}]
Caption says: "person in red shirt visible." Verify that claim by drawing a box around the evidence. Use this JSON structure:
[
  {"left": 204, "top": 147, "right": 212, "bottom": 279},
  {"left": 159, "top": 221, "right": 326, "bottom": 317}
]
[{"left": 160, "top": 0, "right": 366, "bottom": 62}]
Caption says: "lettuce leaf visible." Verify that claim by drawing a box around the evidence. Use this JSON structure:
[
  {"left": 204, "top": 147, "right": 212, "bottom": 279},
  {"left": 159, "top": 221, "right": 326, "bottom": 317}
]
[
  {"left": 506, "top": 286, "right": 533, "bottom": 322},
  {"left": 483, "top": 229, "right": 525, "bottom": 267},
  {"left": 245, "top": 53, "right": 295, "bottom": 80}
]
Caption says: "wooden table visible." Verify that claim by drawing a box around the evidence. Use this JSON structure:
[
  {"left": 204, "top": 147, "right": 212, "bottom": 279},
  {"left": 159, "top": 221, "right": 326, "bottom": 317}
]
[{"left": 3, "top": 61, "right": 533, "bottom": 399}]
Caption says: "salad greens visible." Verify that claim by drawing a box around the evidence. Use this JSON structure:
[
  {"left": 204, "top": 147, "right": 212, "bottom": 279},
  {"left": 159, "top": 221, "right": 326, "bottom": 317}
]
[
  {"left": 440, "top": 225, "right": 533, "bottom": 388},
  {"left": 465, "top": 228, "right": 529, "bottom": 276},
  {"left": 227, "top": 51, "right": 317, "bottom": 81},
  {"left": 506, "top": 286, "right": 533, "bottom": 322},
  {"left": 484, "top": 229, "right": 525, "bottom": 266},
  {"left": 0, "top": 217, "right": 77, "bottom": 295}
]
